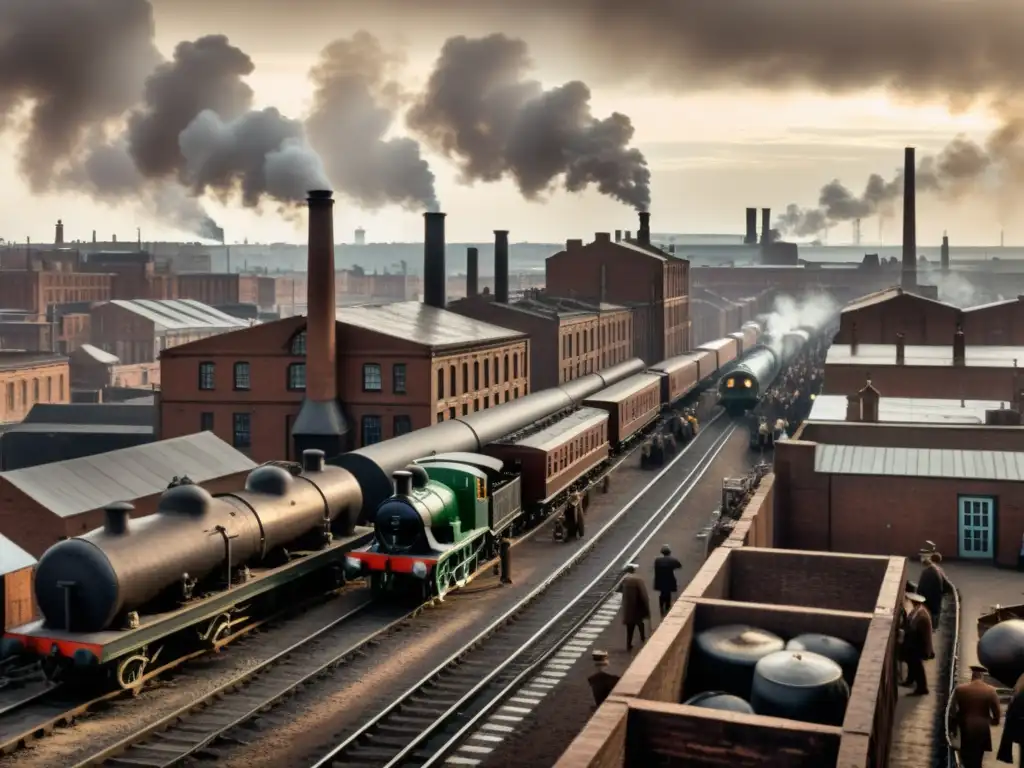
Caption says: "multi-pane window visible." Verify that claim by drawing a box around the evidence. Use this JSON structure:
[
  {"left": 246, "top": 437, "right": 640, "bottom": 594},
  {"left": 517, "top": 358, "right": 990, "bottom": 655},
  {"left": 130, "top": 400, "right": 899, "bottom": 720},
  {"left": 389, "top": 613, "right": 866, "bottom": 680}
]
[
  {"left": 200, "top": 412, "right": 214, "bottom": 432},
  {"left": 393, "top": 364, "right": 407, "bottom": 394},
  {"left": 234, "top": 362, "right": 251, "bottom": 390},
  {"left": 287, "top": 363, "right": 306, "bottom": 391},
  {"left": 199, "top": 362, "right": 215, "bottom": 390},
  {"left": 233, "top": 413, "right": 251, "bottom": 448},
  {"left": 290, "top": 331, "right": 306, "bottom": 355},
  {"left": 361, "top": 415, "right": 383, "bottom": 445},
  {"left": 394, "top": 415, "right": 413, "bottom": 436},
  {"left": 363, "top": 363, "right": 383, "bottom": 392}
]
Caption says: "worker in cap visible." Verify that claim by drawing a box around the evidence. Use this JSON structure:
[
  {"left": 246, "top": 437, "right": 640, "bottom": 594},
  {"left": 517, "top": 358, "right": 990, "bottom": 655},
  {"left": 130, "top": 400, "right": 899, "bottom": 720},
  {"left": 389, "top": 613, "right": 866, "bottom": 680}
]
[
  {"left": 653, "top": 545, "right": 682, "bottom": 619},
  {"left": 619, "top": 563, "right": 650, "bottom": 652},
  {"left": 587, "top": 649, "right": 620, "bottom": 708},
  {"left": 952, "top": 664, "right": 1000, "bottom": 768},
  {"left": 916, "top": 552, "right": 948, "bottom": 629},
  {"left": 901, "top": 592, "right": 934, "bottom": 696}
]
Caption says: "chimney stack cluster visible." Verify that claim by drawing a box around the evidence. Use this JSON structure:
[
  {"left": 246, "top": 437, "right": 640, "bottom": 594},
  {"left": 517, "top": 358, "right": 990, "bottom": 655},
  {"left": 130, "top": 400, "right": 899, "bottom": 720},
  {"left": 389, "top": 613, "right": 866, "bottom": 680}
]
[
  {"left": 466, "top": 246, "right": 479, "bottom": 298},
  {"left": 744, "top": 208, "right": 758, "bottom": 245},
  {"left": 423, "top": 212, "right": 447, "bottom": 309},
  {"left": 494, "top": 230, "right": 509, "bottom": 304},
  {"left": 901, "top": 147, "right": 917, "bottom": 291}
]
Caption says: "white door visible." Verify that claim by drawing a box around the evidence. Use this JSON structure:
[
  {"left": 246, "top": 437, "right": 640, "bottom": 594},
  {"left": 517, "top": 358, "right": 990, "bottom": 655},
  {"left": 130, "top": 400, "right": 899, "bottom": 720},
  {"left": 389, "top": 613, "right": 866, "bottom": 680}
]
[{"left": 958, "top": 496, "right": 995, "bottom": 559}]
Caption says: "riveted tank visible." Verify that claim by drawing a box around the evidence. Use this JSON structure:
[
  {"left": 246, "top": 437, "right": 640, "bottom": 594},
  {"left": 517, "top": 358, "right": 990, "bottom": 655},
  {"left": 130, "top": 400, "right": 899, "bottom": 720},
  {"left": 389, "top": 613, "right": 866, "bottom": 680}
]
[
  {"left": 978, "top": 619, "right": 1024, "bottom": 687},
  {"left": 751, "top": 650, "right": 850, "bottom": 725},
  {"left": 683, "top": 691, "right": 755, "bottom": 714},
  {"left": 690, "top": 625, "right": 786, "bottom": 699},
  {"left": 786, "top": 633, "right": 861, "bottom": 684}
]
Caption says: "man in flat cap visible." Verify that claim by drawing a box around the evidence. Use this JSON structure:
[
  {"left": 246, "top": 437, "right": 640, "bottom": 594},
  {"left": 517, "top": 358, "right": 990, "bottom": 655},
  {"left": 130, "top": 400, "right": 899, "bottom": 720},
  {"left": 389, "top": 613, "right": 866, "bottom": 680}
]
[
  {"left": 619, "top": 563, "right": 651, "bottom": 652},
  {"left": 917, "top": 551, "right": 949, "bottom": 629},
  {"left": 902, "top": 592, "right": 934, "bottom": 696},
  {"left": 653, "top": 545, "right": 682, "bottom": 619},
  {"left": 587, "top": 650, "right": 620, "bottom": 707},
  {"left": 952, "top": 664, "right": 1001, "bottom": 768}
]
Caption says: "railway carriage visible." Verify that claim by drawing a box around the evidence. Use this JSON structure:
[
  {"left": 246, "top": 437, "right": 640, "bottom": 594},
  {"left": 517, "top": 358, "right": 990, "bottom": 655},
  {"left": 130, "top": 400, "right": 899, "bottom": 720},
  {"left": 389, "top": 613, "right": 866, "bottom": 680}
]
[
  {"left": 649, "top": 351, "right": 709, "bottom": 406},
  {"left": 698, "top": 336, "right": 740, "bottom": 377},
  {"left": 583, "top": 373, "right": 663, "bottom": 449}
]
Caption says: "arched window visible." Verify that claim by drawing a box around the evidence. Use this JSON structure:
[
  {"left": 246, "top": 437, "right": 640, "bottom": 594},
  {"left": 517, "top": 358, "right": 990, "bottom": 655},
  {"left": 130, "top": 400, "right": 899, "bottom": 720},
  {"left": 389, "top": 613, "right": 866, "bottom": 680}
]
[
  {"left": 473, "top": 361, "right": 480, "bottom": 389},
  {"left": 462, "top": 362, "right": 469, "bottom": 391},
  {"left": 450, "top": 365, "right": 457, "bottom": 395},
  {"left": 437, "top": 368, "right": 445, "bottom": 399},
  {"left": 503, "top": 354, "right": 510, "bottom": 382},
  {"left": 484, "top": 359, "right": 490, "bottom": 387},
  {"left": 290, "top": 330, "right": 307, "bottom": 356},
  {"left": 513, "top": 354, "right": 519, "bottom": 378},
  {"left": 32, "top": 378, "right": 39, "bottom": 402}
]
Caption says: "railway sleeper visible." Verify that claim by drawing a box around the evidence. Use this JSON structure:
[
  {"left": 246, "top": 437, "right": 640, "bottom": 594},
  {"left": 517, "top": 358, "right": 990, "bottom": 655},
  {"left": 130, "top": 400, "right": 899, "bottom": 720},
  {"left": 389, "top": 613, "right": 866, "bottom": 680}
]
[
  {"left": 349, "top": 745, "right": 409, "bottom": 761},
  {"left": 378, "top": 722, "right": 427, "bottom": 736}
]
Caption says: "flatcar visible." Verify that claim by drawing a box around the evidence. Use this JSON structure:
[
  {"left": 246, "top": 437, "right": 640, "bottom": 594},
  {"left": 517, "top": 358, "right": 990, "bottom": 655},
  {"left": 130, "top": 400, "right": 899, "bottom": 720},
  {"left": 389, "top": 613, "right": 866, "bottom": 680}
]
[
  {"left": 719, "top": 346, "right": 781, "bottom": 414},
  {"left": 582, "top": 372, "right": 663, "bottom": 449}
]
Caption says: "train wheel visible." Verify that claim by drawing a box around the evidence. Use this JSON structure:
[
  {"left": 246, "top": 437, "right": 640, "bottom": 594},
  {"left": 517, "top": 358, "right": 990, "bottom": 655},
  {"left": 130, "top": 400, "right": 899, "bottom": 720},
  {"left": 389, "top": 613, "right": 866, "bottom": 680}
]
[{"left": 116, "top": 655, "right": 147, "bottom": 692}]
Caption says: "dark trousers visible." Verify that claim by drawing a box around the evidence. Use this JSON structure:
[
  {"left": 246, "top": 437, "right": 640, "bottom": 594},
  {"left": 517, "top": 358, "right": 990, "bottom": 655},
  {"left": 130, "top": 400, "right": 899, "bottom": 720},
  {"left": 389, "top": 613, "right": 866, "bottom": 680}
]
[
  {"left": 626, "top": 622, "right": 646, "bottom": 651},
  {"left": 959, "top": 745, "right": 983, "bottom": 768},
  {"left": 659, "top": 590, "right": 673, "bottom": 617},
  {"left": 906, "top": 655, "right": 928, "bottom": 693}
]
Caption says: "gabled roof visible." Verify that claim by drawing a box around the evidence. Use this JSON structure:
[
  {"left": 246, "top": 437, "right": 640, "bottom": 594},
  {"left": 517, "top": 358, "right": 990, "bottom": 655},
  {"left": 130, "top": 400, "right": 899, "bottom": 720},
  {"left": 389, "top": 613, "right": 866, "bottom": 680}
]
[
  {"left": 336, "top": 301, "right": 525, "bottom": 350},
  {"left": 0, "top": 431, "right": 255, "bottom": 518},
  {"left": 963, "top": 297, "right": 1020, "bottom": 313},
  {"left": 0, "top": 351, "right": 67, "bottom": 372},
  {"left": 0, "top": 534, "right": 34, "bottom": 574},
  {"left": 158, "top": 315, "right": 306, "bottom": 357},
  {"left": 841, "top": 286, "right": 958, "bottom": 314},
  {"left": 109, "top": 299, "right": 250, "bottom": 332}
]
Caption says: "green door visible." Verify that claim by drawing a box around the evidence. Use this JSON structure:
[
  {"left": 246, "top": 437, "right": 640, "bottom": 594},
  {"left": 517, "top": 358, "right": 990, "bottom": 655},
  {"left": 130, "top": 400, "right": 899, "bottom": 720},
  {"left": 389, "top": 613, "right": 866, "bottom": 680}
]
[{"left": 958, "top": 496, "right": 995, "bottom": 560}]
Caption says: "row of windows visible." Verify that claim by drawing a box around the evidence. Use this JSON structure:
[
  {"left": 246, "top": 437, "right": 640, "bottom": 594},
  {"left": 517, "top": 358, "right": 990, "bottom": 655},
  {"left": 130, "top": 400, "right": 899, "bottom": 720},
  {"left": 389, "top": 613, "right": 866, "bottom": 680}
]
[
  {"left": 625, "top": 388, "right": 659, "bottom": 423},
  {"left": 361, "top": 414, "right": 412, "bottom": 445},
  {"left": 437, "top": 352, "right": 524, "bottom": 400},
  {"left": 562, "top": 321, "right": 629, "bottom": 358},
  {"left": 560, "top": 347, "right": 630, "bottom": 383},
  {"left": 546, "top": 423, "right": 608, "bottom": 477},
  {"left": 436, "top": 385, "right": 526, "bottom": 423},
  {"left": 4, "top": 374, "right": 64, "bottom": 412},
  {"left": 362, "top": 363, "right": 406, "bottom": 394},
  {"left": 199, "top": 410, "right": 411, "bottom": 451},
  {"left": 198, "top": 361, "right": 305, "bottom": 391}
]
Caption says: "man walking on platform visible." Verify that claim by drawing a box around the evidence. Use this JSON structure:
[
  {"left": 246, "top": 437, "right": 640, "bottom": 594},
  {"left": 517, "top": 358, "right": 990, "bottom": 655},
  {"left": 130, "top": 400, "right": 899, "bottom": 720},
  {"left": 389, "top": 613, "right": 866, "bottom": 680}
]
[
  {"left": 619, "top": 563, "right": 650, "bottom": 652},
  {"left": 653, "top": 545, "right": 682, "bottom": 618},
  {"left": 952, "top": 665, "right": 1001, "bottom": 768},
  {"left": 902, "top": 593, "right": 934, "bottom": 695},
  {"left": 587, "top": 650, "right": 620, "bottom": 708}
]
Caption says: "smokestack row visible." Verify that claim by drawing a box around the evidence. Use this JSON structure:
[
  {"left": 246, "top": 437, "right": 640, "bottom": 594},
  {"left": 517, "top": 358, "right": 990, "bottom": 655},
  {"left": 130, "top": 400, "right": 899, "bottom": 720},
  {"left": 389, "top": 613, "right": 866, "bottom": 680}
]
[
  {"left": 760, "top": 208, "right": 771, "bottom": 245},
  {"left": 902, "top": 147, "right": 917, "bottom": 291},
  {"left": 744, "top": 208, "right": 757, "bottom": 245},
  {"left": 423, "top": 212, "right": 447, "bottom": 309},
  {"left": 292, "top": 189, "right": 346, "bottom": 457}
]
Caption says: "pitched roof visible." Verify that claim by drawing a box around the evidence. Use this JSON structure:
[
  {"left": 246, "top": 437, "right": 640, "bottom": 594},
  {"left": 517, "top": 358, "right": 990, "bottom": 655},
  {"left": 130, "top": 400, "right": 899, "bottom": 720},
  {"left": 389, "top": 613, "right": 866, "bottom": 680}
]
[
  {"left": 815, "top": 444, "right": 1024, "bottom": 481},
  {"left": 109, "top": 299, "right": 250, "bottom": 332},
  {"left": 24, "top": 403, "right": 154, "bottom": 427},
  {"left": 336, "top": 301, "right": 525, "bottom": 350},
  {"left": 0, "top": 351, "right": 67, "bottom": 372},
  {"left": 841, "top": 286, "right": 957, "bottom": 314},
  {"left": 807, "top": 395, "right": 1002, "bottom": 425},
  {"left": 0, "top": 431, "right": 255, "bottom": 518},
  {"left": 0, "top": 534, "right": 34, "bottom": 574}
]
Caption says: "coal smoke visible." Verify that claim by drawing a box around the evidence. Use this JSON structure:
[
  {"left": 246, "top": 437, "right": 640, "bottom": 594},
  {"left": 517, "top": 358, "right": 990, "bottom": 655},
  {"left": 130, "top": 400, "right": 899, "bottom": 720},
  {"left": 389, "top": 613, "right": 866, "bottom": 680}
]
[
  {"left": 407, "top": 34, "right": 650, "bottom": 210},
  {"left": 306, "top": 33, "right": 438, "bottom": 212}
]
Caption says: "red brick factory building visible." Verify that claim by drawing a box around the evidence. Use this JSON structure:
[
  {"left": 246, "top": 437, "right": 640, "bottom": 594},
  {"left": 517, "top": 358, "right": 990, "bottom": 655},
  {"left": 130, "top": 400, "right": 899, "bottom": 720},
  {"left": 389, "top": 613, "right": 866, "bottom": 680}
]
[{"left": 160, "top": 193, "right": 529, "bottom": 462}]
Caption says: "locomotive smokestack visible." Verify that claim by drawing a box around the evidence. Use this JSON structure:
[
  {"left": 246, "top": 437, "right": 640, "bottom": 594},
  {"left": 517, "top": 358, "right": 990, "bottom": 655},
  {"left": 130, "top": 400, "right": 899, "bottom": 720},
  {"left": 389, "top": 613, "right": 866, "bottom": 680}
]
[
  {"left": 494, "top": 230, "right": 510, "bottom": 304},
  {"left": 423, "top": 212, "right": 447, "bottom": 309},
  {"left": 902, "top": 147, "right": 917, "bottom": 291},
  {"left": 941, "top": 234, "right": 950, "bottom": 275},
  {"left": 760, "top": 208, "right": 772, "bottom": 244},
  {"left": 55, "top": 219, "right": 64, "bottom": 246},
  {"left": 638, "top": 211, "right": 651, "bottom": 246},
  {"left": 301, "top": 449, "right": 325, "bottom": 473},
  {"left": 466, "top": 247, "right": 479, "bottom": 298},
  {"left": 744, "top": 208, "right": 758, "bottom": 245},
  {"left": 103, "top": 501, "right": 133, "bottom": 535},
  {"left": 291, "top": 190, "right": 347, "bottom": 458},
  {"left": 393, "top": 470, "right": 413, "bottom": 497}
]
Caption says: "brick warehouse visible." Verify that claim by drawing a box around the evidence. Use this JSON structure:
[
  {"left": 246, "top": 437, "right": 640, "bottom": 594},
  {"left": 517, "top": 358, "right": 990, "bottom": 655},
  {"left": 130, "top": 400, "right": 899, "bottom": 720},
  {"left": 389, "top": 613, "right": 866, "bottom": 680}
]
[{"left": 160, "top": 195, "right": 529, "bottom": 462}]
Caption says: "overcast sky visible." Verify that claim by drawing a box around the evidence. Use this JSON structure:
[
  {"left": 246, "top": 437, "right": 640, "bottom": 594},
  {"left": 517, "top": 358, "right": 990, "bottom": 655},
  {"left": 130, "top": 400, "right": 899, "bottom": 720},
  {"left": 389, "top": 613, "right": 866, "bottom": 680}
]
[{"left": 0, "top": 0, "right": 1015, "bottom": 247}]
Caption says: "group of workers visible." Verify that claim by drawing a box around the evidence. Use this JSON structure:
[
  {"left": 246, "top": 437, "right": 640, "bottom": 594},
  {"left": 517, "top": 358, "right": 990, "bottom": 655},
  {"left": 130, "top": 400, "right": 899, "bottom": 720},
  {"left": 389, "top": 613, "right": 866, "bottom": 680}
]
[
  {"left": 751, "top": 333, "right": 830, "bottom": 443},
  {"left": 641, "top": 410, "right": 699, "bottom": 470}
]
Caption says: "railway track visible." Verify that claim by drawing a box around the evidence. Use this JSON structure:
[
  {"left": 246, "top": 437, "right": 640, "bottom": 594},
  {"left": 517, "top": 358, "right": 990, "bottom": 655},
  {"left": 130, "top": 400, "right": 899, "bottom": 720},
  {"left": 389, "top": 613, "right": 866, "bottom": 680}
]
[{"left": 308, "top": 416, "right": 738, "bottom": 768}]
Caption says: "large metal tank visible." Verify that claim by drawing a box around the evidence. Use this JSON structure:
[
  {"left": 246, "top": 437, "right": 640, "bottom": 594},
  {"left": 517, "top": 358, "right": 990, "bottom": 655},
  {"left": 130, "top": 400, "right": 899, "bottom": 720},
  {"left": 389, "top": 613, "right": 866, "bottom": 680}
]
[
  {"left": 751, "top": 650, "right": 850, "bottom": 725},
  {"left": 786, "top": 634, "right": 861, "bottom": 685},
  {"left": 691, "top": 625, "right": 786, "bottom": 699},
  {"left": 978, "top": 619, "right": 1024, "bottom": 687},
  {"left": 683, "top": 691, "right": 754, "bottom": 714}
]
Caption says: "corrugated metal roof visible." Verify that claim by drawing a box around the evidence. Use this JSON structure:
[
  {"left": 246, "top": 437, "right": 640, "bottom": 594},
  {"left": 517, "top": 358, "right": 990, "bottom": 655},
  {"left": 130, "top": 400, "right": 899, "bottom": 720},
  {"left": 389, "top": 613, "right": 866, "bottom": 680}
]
[
  {"left": 0, "top": 431, "right": 255, "bottom": 518},
  {"left": 808, "top": 395, "right": 1003, "bottom": 425},
  {"left": 24, "top": 403, "right": 154, "bottom": 427},
  {"left": 514, "top": 407, "right": 609, "bottom": 452},
  {"left": 0, "top": 534, "right": 34, "bottom": 574},
  {"left": 826, "top": 343, "right": 1024, "bottom": 369},
  {"left": 814, "top": 444, "right": 1024, "bottom": 481},
  {"left": 584, "top": 373, "right": 662, "bottom": 405},
  {"left": 78, "top": 344, "right": 120, "bottom": 364},
  {"left": 110, "top": 299, "right": 249, "bottom": 332},
  {"left": 336, "top": 301, "right": 525, "bottom": 350}
]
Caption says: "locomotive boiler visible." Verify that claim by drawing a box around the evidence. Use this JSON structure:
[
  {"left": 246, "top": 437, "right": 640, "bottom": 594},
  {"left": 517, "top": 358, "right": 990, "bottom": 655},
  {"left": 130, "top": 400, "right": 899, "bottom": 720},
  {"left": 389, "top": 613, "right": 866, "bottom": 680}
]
[{"left": 718, "top": 346, "right": 780, "bottom": 414}]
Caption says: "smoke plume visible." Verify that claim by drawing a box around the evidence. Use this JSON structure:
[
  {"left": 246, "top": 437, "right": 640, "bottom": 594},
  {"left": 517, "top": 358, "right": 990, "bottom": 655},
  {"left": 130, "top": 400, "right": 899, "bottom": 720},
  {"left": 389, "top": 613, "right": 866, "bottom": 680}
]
[
  {"left": 306, "top": 33, "right": 438, "bottom": 211},
  {"left": 761, "top": 293, "right": 839, "bottom": 356},
  {"left": 407, "top": 34, "right": 650, "bottom": 210}
]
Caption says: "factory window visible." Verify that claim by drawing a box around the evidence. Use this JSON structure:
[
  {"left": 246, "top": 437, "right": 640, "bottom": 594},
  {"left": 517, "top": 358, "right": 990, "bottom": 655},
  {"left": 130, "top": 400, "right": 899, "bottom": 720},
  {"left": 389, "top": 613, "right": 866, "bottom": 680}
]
[
  {"left": 590, "top": 329, "right": 595, "bottom": 349},
  {"left": 46, "top": 377, "right": 52, "bottom": 402},
  {"left": 32, "top": 379, "right": 39, "bottom": 403},
  {"left": 513, "top": 354, "right": 519, "bottom": 379},
  {"left": 200, "top": 412, "right": 214, "bottom": 432},
  {"left": 361, "top": 415, "right": 383, "bottom": 446},
  {"left": 514, "top": 386, "right": 519, "bottom": 399},
  {"left": 290, "top": 330, "right": 307, "bottom": 356},
  {"left": 287, "top": 363, "right": 306, "bottom": 391},
  {"left": 198, "top": 361, "right": 216, "bottom": 390},
  {"left": 393, "top": 364, "right": 407, "bottom": 394},
  {"left": 576, "top": 332, "right": 581, "bottom": 355},
  {"left": 484, "top": 360, "right": 490, "bottom": 388},
  {"left": 567, "top": 335, "right": 572, "bottom": 356},
  {"left": 450, "top": 365, "right": 458, "bottom": 395},
  {"left": 475, "top": 398, "right": 480, "bottom": 411},
  {"left": 437, "top": 411, "right": 444, "bottom": 423},
  {"left": 524, "top": 353, "right": 528, "bottom": 380},
  {"left": 484, "top": 395, "right": 490, "bottom": 409},
  {"left": 473, "top": 361, "right": 480, "bottom": 389},
  {"left": 5, "top": 383, "right": 12, "bottom": 411},
  {"left": 503, "top": 354, "right": 510, "bottom": 383},
  {"left": 363, "top": 363, "right": 382, "bottom": 392},
  {"left": 449, "top": 406, "right": 456, "bottom": 420},
  {"left": 232, "top": 413, "right": 251, "bottom": 449},
  {"left": 233, "top": 362, "right": 251, "bottom": 391},
  {"left": 394, "top": 415, "right": 413, "bottom": 436},
  {"left": 20, "top": 381, "right": 27, "bottom": 405},
  {"left": 437, "top": 368, "right": 445, "bottom": 398},
  {"left": 462, "top": 403, "right": 469, "bottom": 416},
  {"left": 59, "top": 374, "right": 64, "bottom": 400},
  {"left": 462, "top": 362, "right": 469, "bottom": 391}
]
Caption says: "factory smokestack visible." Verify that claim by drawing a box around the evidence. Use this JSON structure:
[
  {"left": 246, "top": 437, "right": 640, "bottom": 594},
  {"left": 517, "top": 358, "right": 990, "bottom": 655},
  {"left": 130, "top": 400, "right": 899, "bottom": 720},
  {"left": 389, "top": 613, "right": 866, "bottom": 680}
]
[
  {"left": 466, "top": 246, "right": 479, "bottom": 297},
  {"left": 55, "top": 220, "right": 64, "bottom": 246},
  {"left": 494, "top": 230, "right": 509, "bottom": 304},
  {"left": 638, "top": 211, "right": 651, "bottom": 246},
  {"left": 760, "top": 208, "right": 771, "bottom": 244},
  {"left": 902, "top": 147, "right": 917, "bottom": 291},
  {"left": 744, "top": 208, "right": 757, "bottom": 245},
  {"left": 941, "top": 234, "right": 950, "bottom": 275},
  {"left": 423, "top": 212, "right": 447, "bottom": 309},
  {"left": 291, "top": 189, "right": 347, "bottom": 458}
]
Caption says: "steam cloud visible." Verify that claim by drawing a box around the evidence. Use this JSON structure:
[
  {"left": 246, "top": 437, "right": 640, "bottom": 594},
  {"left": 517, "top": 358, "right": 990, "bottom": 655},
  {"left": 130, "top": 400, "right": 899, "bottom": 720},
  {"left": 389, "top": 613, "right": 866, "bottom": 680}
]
[
  {"left": 761, "top": 293, "right": 839, "bottom": 357},
  {"left": 407, "top": 34, "right": 650, "bottom": 210}
]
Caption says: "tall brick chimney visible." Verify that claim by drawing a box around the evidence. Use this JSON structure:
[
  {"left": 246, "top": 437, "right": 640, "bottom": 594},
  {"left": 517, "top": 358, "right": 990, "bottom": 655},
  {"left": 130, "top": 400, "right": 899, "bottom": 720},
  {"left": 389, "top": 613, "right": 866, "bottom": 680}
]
[
  {"left": 494, "top": 230, "right": 509, "bottom": 304},
  {"left": 941, "top": 234, "right": 950, "bottom": 274},
  {"left": 902, "top": 147, "right": 917, "bottom": 291},
  {"left": 55, "top": 220, "right": 64, "bottom": 246},
  {"left": 895, "top": 332, "right": 905, "bottom": 365},
  {"left": 744, "top": 208, "right": 758, "bottom": 245},
  {"left": 615, "top": 230, "right": 622, "bottom": 242},
  {"left": 638, "top": 211, "right": 651, "bottom": 246},
  {"left": 466, "top": 246, "right": 479, "bottom": 298},
  {"left": 760, "top": 208, "right": 772, "bottom": 245},
  {"left": 953, "top": 324, "right": 966, "bottom": 366},
  {"left": 292, "top": 189, "right": 346, "bottom": 457},
  {"left": 423, "top": 212, "right": 447, "bottom": 309}
]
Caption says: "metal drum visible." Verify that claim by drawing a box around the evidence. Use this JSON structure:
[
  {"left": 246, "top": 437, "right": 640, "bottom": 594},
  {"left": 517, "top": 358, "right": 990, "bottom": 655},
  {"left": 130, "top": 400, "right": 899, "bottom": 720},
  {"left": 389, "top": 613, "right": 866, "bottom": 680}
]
[
  {"left": 978, "top": 619, "right": 1024, "bottom": 688},
  {"left": 786, "top": 633, "right": 861, "bottom": 684},
  {"left": 684, "top": 691, "right": 755, "bottom": 714},
  {"left": 691, "top": 625, "right": 786, "bottom": 699},
  {"left": 751, "top": 650, "right": 850, "bottom": 725}
]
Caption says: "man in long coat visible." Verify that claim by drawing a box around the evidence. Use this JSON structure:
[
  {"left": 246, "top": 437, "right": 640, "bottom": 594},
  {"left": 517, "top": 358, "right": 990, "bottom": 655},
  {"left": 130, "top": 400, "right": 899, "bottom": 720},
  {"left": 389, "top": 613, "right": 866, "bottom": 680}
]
[
  {"left": 917, "top": 553, "right": 948, "bottom": 627},
  {"left": 903, "top": 593, "right": 934, "bottom": 695},
  {"left": 620, "top": 563, "right": 651, "bottom": 652},
  {"left": 952, "top": 665, "right": 1001, "bottom": 768},
  {"left": 653, "top": 545, "right": 682, "bottom": 618},
  {"left": 587, "top": 650, "right": 620, "bottom": 707}
]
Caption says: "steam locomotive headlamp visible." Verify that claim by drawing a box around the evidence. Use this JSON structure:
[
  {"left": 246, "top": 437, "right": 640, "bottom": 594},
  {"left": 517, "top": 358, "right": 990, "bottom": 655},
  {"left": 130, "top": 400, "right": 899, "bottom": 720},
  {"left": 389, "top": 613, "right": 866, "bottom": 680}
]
[
  {"left": 412, "top": 560, "right": 428, "bottom": 579},
  {"left": 744, "top": 379, "right": 752, "bottom": 388},
  {"left": 344, "top": 556, "right": 364, "bottom": 577},
  {"left": 726, "top": 378, "right": 735, "bottom": 388}
]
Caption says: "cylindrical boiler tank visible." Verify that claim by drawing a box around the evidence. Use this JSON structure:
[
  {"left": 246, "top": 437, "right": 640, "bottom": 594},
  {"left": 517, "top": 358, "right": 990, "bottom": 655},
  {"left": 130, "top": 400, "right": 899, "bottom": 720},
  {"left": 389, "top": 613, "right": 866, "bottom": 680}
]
[
  {"left": 978, "top": 619, "right": 1024, "bottom": 687},
  {"left": 786, "top": 633, "right": 861, "bottom": 684},
  {"left": 684, "top": 691, "right": 754, "bottom": 714},
  {"left": 691, "top": 625, "right": 785, "bottom": 699},
  {"left": 751, "top": 650, "right": 850, "bottom": 725}
]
